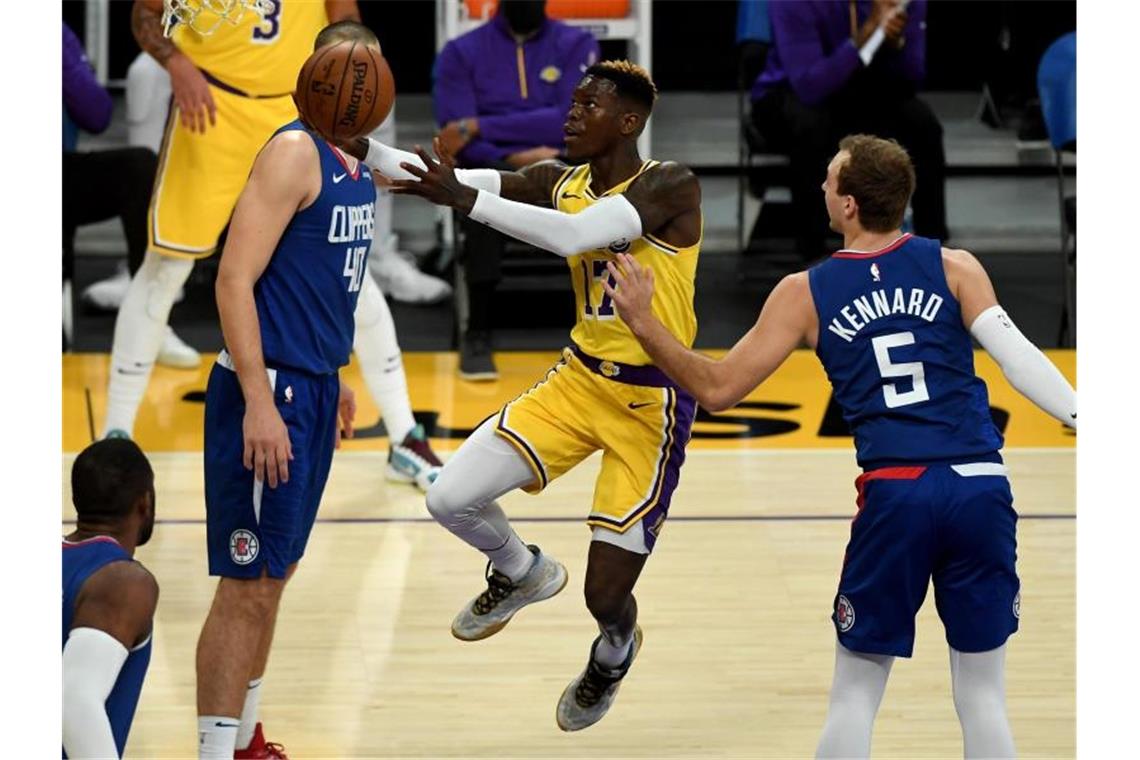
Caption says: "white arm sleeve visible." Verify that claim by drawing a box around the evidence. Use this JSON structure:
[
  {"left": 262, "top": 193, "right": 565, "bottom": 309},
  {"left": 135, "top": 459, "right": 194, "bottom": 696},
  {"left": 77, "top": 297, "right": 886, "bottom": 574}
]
[
  {"left": 970, "top": 305, "right": 1077, "bottom": 428},
  {"left": 468, "top": 190, "right": 644, "bottom": 258},
  {"left": 63, "top": 627, "right": 129, "bottom": 759},
  {"left": 362, "top": 138, "right": 502, "bottom": 194}
]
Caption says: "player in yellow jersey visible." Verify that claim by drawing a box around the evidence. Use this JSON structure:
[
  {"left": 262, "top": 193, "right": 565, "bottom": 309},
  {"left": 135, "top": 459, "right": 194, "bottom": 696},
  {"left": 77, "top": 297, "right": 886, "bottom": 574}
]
[
  {"left": 333, "top": 60, "right": 702, "bottom": 731},
  {"left": 103, "top": 0, "right": 348, "bottom": 434}
]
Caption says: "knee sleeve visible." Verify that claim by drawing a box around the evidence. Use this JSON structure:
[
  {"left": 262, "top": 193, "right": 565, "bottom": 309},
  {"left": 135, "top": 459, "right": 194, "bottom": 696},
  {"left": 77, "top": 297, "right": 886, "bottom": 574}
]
[
  {"left": 425, "top": 419, "right": 532, "bottom": 523},
  {"left": 135, "top": 251, "right": 193, "bottom": 322},
  {"left": 949, "top": 646, "right": 1015, "bottom": 758}
]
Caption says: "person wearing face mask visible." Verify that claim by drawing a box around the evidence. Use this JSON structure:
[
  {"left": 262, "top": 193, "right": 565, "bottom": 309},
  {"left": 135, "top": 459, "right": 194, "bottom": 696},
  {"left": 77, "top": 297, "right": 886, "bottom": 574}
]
[
  {"left": 434, "top": 0, "right": 600, "bottom": 380},
  {"left": 62, "top": 439, "right": 159, "bottom": 759}
]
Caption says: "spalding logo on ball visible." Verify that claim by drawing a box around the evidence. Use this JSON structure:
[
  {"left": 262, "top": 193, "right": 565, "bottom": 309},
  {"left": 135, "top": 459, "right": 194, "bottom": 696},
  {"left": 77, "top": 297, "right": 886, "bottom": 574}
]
[{"left": 295, "top": 40, "right": 396, "bottom": 141}]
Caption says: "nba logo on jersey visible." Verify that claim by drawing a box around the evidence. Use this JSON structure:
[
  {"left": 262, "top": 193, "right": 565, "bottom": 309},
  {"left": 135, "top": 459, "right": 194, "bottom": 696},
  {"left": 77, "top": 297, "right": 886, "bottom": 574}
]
[
  {"left": 836, "top": 595, "right": 855, "bottom": 632},
  {"left": 230, "top": 530, "right": 259, "bottom": 565},
  {"left": 870, "top": 263, "right": 881, "bottom": 282}
]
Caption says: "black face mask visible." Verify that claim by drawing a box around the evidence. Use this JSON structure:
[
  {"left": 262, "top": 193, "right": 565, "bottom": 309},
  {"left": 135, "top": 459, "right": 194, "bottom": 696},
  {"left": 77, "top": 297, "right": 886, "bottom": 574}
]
[{"left": 501, "top": 0, "right": 546, "bottom": 36}]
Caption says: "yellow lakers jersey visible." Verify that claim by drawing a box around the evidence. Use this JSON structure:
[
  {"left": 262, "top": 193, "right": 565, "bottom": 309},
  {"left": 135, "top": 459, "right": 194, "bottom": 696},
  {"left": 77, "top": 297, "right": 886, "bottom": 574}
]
[
  {"left": 174, "top": 0, "right": 328, "bottom": 96},
  {"left": 553, "top": 160, "right": 701, "bottom": 365}
]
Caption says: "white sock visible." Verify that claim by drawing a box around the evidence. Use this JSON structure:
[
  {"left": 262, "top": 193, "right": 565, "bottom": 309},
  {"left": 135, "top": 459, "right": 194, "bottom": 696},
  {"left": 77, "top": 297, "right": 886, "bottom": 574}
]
[
  {"left": 198, "top": 715, "right": 239, "bottom": 760},
  {"left": 816, "top": 642, "right": 894, "bottom": 758},
  {"left": 353, "top": 271, "right": 416, "bottom": 443},
  {"left": 594, "top": 630, "right": 633, "bottom": 670},
  {"left": 104, "top": 252, "right": 193, "bottom": 436},
  {"left": 235, "top": 677, "right": 263, "bottom": 751},
  {"left": 424, "top": 418, "right": 539, "bottom": 582},
  {"left": 950, "top": 645, "right": 1016, "bottom": 758},
  {"left": 487, "top": 531, "right": 536, "bottom": 581}
]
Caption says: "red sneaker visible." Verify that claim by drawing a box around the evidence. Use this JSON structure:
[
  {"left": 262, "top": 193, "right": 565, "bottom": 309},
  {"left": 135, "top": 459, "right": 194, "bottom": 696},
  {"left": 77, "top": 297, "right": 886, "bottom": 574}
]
[{"left": 233, "top": 722, "right": 288, "bottom": 759}]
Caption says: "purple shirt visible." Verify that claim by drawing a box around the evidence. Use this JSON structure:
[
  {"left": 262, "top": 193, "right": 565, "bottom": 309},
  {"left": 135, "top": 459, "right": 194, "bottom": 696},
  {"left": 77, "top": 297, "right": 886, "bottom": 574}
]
[
  {"left": 751, "top": 0, "right": 927, "bottom": 106},
  {"left": 433, "top": 13, "right": 599, "bottom": 167},
  {"left": 63, "top": 22, "right": 113, "bottom": 142}
]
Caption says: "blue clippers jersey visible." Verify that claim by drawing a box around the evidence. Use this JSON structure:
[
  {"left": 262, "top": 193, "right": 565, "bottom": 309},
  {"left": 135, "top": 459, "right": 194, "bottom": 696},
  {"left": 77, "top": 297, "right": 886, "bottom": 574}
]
[
  {"left": 254, "top": 121, "right": 376, "bottom": 375},
  {"left": 809, "top": 234, "right": 1003, "bottom": 469},
  {"left": 62, "top": 537, "right": 152, "bottom": 758}
]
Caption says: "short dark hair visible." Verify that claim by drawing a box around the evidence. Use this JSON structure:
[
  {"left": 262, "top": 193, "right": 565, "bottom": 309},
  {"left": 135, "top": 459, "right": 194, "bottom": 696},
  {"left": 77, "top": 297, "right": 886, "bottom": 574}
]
[
  {"left": 585, "top": 60, "right": 658, "bottom": 112},
  {"left": 836, "top": 135, "right": 916, "bottom": 232},
  {"left": 314, "top": 20, "right": 379, "bottom": 51},
  {"left": 71, "top": 439, "right": 154, "bottom": 523}
]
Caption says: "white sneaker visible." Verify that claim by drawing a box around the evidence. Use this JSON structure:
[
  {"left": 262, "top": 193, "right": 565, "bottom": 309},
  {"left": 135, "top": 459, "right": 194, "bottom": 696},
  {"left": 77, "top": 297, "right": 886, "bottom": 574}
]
[
  {"left": 156, "top": 326, "right": 200, "bottom": 369},
  {"left": 374, "top": 250, "right": 452, "bottom": 305},
  {"left": 82, "top": 263, "right": 185, "bottom": 312},
  {"left": 81, "top": 264, "right": 130, "bottom": 311}
]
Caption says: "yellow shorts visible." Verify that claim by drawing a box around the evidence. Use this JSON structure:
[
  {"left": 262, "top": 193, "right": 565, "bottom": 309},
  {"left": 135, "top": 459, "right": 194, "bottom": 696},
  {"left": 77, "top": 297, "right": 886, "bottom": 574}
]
[
  {"left": 494, "top": 347, "right": 696, "bottom": 550},
  {"left": 148, "top": 84, "right": 298, "bottom": 258}
]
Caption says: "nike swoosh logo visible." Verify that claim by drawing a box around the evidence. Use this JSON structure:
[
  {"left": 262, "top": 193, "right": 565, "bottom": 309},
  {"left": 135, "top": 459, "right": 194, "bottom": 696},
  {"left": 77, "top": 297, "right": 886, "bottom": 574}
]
[
  {"left": 628, "top": 401, "right": 654, "bottom": 410},
  {"left": 1070, "top": 413, "right": 1077, "bottom": 419},
  {"left": 333, "top": 173, "right": 347, "bottom": 183},
  {"left": 561, "top": 192, "right": 582, "bottom": 199},
  {"left": 116, "top": 368, "right": 148, "bottom": 376}
]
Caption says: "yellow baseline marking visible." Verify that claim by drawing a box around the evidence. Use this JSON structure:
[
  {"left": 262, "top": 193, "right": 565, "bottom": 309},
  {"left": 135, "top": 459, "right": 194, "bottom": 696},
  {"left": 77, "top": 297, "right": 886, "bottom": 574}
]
[{"left": 63, "top": 350, "right": 1076, "bottom": 453}]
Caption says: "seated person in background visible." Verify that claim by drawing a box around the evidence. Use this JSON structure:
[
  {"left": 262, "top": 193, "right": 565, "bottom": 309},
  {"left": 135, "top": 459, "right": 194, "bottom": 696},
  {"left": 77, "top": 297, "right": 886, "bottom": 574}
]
[
  {"left": 433, "top": 0, "right": 599, "bottom": 380},
  {"left": 62, "top": 21, "right": 157, "bottom": 353},
  {"left": 750, "top": 0, "right": 947, "bottom": 259}
]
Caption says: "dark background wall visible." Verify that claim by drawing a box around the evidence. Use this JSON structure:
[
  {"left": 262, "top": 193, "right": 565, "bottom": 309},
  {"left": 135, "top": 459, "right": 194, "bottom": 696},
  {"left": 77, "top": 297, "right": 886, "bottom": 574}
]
[{"left": 63, "top": 0, "right": 1074, "bottom": 102}]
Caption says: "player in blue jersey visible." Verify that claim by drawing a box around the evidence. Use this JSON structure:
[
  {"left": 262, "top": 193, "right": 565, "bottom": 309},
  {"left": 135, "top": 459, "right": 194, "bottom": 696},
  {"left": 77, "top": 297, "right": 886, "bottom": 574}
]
[
  {"left": 193, "top": 36, "right": 375, "bottom": 758},
  {"left": 605, "top": 134, "right": 1076, "bottom": 759},
  {"left": 63, "top": 439, "right": 158, "bottom": 759}
]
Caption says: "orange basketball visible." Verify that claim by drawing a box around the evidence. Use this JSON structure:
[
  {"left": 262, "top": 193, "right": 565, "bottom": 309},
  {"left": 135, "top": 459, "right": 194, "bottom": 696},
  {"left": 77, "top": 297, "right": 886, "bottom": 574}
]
[{"left": 295, "top": 40, "right": 395, "bottom": 141}]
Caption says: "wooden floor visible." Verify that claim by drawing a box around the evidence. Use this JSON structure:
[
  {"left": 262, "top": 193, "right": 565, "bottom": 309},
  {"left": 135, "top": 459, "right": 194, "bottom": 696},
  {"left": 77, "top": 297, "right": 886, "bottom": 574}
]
[{"left": 62, "top": 351, "right": 1076, "bottom": 758}]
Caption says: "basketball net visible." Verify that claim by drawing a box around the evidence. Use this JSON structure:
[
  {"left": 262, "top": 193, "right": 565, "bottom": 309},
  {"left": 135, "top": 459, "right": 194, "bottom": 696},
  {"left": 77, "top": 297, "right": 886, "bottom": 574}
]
[{"left": 161, "top": 0, "right": 276, "bottom": 38}]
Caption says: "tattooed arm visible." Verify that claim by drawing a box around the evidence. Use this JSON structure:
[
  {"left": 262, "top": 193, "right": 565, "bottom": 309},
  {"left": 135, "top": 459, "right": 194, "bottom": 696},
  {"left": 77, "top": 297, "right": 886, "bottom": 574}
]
[{"left": 132, "top": 0, "right": 217, "bottom": 133}]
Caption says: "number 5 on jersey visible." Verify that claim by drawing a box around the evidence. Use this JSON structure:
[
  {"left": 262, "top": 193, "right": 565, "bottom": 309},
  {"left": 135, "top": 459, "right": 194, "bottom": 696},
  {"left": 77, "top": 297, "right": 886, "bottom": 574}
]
[{"left": 872, "top": 332, "right": 929, "bottom": 408}]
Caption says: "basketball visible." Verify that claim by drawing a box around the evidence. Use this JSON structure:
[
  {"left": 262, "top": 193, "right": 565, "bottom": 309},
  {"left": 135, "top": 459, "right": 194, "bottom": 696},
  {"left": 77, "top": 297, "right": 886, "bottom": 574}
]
[{"left": 295, "top": 40, "right": 395, "bottom": 141}]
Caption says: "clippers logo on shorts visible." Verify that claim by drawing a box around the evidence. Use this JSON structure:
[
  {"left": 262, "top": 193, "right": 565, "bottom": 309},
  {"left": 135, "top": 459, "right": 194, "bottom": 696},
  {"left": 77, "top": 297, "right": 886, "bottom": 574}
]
[
  {"left": 229, "top": 529, "right": 259, "bottom": 565},
  {"left": 1012, "top": 591, "right": 1020, "bottom": 619},
  {"left": 836, "top": 595, "right": 855, "bottom": 632}
]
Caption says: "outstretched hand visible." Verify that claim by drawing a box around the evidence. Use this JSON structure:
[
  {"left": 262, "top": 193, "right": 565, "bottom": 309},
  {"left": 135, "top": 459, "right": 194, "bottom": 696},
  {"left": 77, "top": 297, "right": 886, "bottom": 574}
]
[
  {"left": 603, "top": 253, "right": 656, "bottom": 333},
  {"left": 390, "top": 137, "right": 478, "bottom": 213}
]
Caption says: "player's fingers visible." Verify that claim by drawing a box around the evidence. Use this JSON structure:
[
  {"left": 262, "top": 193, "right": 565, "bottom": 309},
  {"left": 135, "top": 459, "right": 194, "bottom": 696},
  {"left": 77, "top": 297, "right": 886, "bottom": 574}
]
[
  {"left": 243, "top": 439, "right": 253, "bottom": 470},
  {"left": 606, "top": 260, "right": 625, "bottom": 283},
  {"left": 602, "top": 278, "right": 618, "bottom": 300},
  {"left": 206, "top": 92, "right": 217, "bottom": 127},
  {"left": 335, "top": 425, "right": 342, "bottom": 449},
  {"left": 265, "top": 448, "right": 279, "bottom": 489},
  {"left": 398, "top": 162, "right": 429, "bottom": 181},
  {"left": 253, "top": 446, "right": 267, "bottom": 484},
  {"left": 276, "top": 444, "right": 290, "bottom": 485},
  {"left": 413, "top": 145, "right": 437, "bottom": 171},
  {"left": 342, "top": 408, "right": 355, "bottom": 439}
]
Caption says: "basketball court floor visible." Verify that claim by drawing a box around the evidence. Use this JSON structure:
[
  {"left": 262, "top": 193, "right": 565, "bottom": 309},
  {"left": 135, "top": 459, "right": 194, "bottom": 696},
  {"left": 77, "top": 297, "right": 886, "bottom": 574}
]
[{"left": 62, "top": 349, "right": 1075, "bottom": 758}]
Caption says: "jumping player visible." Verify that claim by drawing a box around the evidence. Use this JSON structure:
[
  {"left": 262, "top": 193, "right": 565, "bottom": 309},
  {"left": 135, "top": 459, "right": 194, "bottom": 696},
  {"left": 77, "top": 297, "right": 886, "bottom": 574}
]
[
  {"left": 334, "top": 60, "right": 702, "bottom": 730},
  {"left": 605, "top": 134, "right": 1076, "bottom": 758},
  {"left": 193, "top": 69, "right": 374, "bottom": 757},
  {"left": 63, "top": 439, "right": 158, "bottom": 759}
]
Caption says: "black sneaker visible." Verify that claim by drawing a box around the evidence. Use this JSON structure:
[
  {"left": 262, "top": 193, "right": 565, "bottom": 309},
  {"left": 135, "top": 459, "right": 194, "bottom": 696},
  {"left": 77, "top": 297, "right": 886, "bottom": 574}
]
[
  {"left": 459, "top": 330, "right": 498, "bottom": 381},
  {"left": 556, "top": 625, "right": 644, "bottom": 731}
]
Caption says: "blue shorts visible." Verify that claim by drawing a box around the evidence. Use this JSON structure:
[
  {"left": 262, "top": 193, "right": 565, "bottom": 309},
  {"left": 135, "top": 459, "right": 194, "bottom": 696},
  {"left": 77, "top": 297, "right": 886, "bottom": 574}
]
[
  {"left": 204, "top": 353, "right": 339, "bottom": 579},
  {"left": 832, "top": 461, "right": 1020, "bottom": 658}
]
